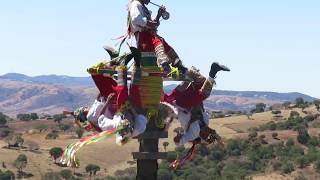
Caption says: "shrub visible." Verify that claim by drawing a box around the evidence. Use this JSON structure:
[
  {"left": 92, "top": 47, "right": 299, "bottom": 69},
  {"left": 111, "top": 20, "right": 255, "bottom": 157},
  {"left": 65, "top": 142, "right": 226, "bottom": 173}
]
[
  {"left": 0, "top": 112, "right": 7, "bottom": 125},
  {"left": 75, "top": 128, "right": 84, "bottom": 139},
  {"left": 30, "top": 113, "right": 39, "bottom": 120},
  {"left": 85, "top": 164, "right": 101, "bottom": 177},
  {"left": 226, "top": 139, "right": 243, "bottom": 156},
  {"left": 53, "top": 114, "right": 64, "bottom": 123},
  {"left": 60, "top": 169, "right": 72, "bottom": 180},
  {"left": 248, "top": 131, "right": 258, "bottom": 139},
  {"left": 314, "top": 160, "right": 320, "bottom": 172},
  {"left": 290, "top": 111, "right": 300, "bottom": 118},
  {"left": 272, "top": 161, "right": 282, "bottom": 171},
  {"left": 46, "top": 131, "right": 59, "bottom": 139},
  {"left": 58, "top": 124, "right": 71, "bottom": 132},
  {"left": 0, "top": 170, "right": 15, "bottom": 180},
  {"left": 34, "top": 124, "right": 48, "bottom": 133},
  {"left": 49, "top": 147, "right": 63, "bottom": 163},
  {"left": 281, "top": 161, "right": 294, "bottom": 174},
  {"left": 0, "top": 128, "right": 12, "bottom": 138},
  {"left": 42, "top": 172, "right": 62, "bottom": 180},
  {"left": 286, "top": 138, "right": 295, "bottom": 146},
  {"left": 272, "top": 132, "right": 279, "bottom": 139},
  {"left": 272, "top": 110, "right": 281, "bottom": 115},
  {"left": 210, "top": 146, "right": 226, "bottom": 161},
  {"left": 308, "top": 136, "right": 320, "bottom": 147},
  {"left": 304, "top": 115, "right": 316, "bottom": 122},
  {"left": 295, "top": 156, "right": 310, "bottom": 168},
  {"left": 295, "top": 174, "right": 308, "bottom": 180},
  {"left": 25, "top": 140, "right": 40, "bottom": 151},
  {"left": 158, "top": 168, "right": 173, "bottom": 180},
  {"left": 296, "top": 126, "right": 310, "bottom": 145},
  {"left": 14, "top": 154, "right": 28, "bottom": 174}
]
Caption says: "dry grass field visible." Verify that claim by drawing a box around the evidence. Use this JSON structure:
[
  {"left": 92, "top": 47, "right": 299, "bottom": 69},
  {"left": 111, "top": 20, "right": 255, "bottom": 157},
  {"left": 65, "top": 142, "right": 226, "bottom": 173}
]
[{"left": 0, "top": 106, "right": 319, "bottom": 179}]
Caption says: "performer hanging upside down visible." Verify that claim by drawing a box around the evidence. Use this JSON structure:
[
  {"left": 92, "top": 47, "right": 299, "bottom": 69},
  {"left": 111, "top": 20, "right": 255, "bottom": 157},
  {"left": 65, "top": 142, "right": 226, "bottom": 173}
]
[
  {"left": 128, "top": 0, "right": 187, "bottom": 75},
  {"left": 161, "top": 62, "right": 230, "bottom": 146},
  {"left": 65, "top": 47, "right": 147, "bottom": 145}
]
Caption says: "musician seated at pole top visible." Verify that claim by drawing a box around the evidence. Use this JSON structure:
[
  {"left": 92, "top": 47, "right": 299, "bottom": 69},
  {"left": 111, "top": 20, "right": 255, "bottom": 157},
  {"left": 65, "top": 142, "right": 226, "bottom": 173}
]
[{"left": 127, "top": 0, "right": 188, "bottom": 78}]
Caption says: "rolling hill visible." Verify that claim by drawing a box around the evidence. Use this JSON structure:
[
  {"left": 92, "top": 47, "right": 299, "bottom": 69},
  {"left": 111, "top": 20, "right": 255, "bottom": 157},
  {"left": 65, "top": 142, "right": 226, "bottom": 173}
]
[{"left": 0, "top": 73, "right": 317, "bottom": 116}]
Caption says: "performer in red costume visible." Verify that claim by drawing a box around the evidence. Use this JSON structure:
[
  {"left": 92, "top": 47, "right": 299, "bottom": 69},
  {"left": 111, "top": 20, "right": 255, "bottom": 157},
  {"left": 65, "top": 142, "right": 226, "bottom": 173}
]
[
  {"left": 65, "top": 47, "right": 146, "bottom": 145},
  {"left": 162, "top": 62, "right": 230, "bottom": 146}
]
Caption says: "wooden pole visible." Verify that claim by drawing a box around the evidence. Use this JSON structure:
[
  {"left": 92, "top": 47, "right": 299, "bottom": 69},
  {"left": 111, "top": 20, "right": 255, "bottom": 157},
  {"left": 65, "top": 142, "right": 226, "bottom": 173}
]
[{"left": 136, "top": 118, "right": 159, "bottom": 180}]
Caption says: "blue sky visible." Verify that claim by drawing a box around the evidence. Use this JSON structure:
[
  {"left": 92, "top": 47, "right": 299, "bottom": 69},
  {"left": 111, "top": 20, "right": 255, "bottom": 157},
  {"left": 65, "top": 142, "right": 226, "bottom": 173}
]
[{"left": 0, "top": 0, "right": 319, "bottom": 98}]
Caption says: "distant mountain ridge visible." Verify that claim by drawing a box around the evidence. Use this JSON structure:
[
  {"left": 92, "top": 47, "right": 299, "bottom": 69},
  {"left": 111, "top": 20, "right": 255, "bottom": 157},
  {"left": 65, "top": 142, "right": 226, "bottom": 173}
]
[
  {"left": 0, "top": 73, "right": 317, "bottom": 116},
  {"left": 0, "top": 73, "right": 94, "bottom": 87},
  {"left": 163, "top": 84, "right": 316, "bottom": 102}
]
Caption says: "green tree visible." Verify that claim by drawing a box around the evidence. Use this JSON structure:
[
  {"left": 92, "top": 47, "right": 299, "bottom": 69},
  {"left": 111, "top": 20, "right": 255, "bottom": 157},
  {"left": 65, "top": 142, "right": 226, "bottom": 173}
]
[
  {"left": 295, "top": 97, "right": 305, "bottom": 107},
  {"left": 158, "top": 168, "right": 173, "bottom": 180},
  {"left": 42, "top": 172, "right": 62, "bottom": 180},
  {"left": 314, "top": 100, "right": 320, "bottom": 111},
  {"left": 75, "top": 128, "right": 84, "bottom": 139},
  {"left": 314, "top": 160, "right": 320, "bottom": 172},
  {"left": 296, "top": 156, "right": 309, "bottom": 168},
  {"left": 254, "top": 103, "right": 266, "bottom": 113},
  {"left": 60, "top": 169, "right": 73, "bottom": 180},
  {"left": 14, "top": 154, "right": 28, "bottom": 175},
  {"left": 296, "top": 126, "right": 310, "bottom": 145},
  {"left": 281, "top": 161, "right": 294, "bottom": 174},
  {"left": 46, "top": 131, "right": 59, "bottom": 139},
  {"left": 286, "top": 138, "right": 295, "bottom": 146},
  {"left": 0, "top": 112, "right": 7, "bottom": 126},
  {"left": 0, "top": 170, "right": 15, "bottom": 180},
  {"left": 248, "top": 131, "right": 258, "bottom": 139},
  {"left": 0, "top": 128, "right": 12, "bottom": 138},
  {"left": 290, "top": 111, "right": 300, "bottom": 118},
  {"left": 17, "top": 114, "right": 31, "bottom": 121},
  {"left": 272, "top": 132, "right": 279, "bottom": 140},
  {"left": 35, "top": 124, "right": 48, "bottom": 133},
  {"left": 282, "top": 101, "right": 291, "bottom": 109},
  {"left": 15, "top": 134, "right": 24, "bottom": 147},
  {"left": 30, "top": 113, "right": 39, "bottom": 120},
  {"left": 162, "top": 142, "right": 169, "bottom": 152},
  {"left": 58, "top": 124, "right": 71, "bottom": 132},
  {"left": 272, "top": 110, "right": 281, "bottom": 115},
  {"left": 85, "top": 164, "right": 100, "bottom": 179},
  {"left": 49, "top": 147, "right": 63, "bottom": 163},
  {"left": 53, "top": 114, "right": 64, "bottom": 124},
  {"left": 5, "top": 133, "right": 24, "bottom": 148}
]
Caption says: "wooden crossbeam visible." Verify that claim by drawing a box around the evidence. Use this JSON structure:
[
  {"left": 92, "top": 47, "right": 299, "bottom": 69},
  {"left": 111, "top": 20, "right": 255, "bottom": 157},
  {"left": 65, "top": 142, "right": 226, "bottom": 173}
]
[
  {"left": 132, "top": 152, "right": 168, "bottom": 160},
  {"left": 133, "top": 131, "right": 168, "bottom": 139}
]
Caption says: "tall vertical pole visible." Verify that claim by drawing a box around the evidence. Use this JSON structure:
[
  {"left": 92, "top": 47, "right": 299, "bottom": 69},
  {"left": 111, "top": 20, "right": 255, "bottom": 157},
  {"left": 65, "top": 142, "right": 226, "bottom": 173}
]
[{"left": 136, "top": 119, "right": 159, "bottom": 180}]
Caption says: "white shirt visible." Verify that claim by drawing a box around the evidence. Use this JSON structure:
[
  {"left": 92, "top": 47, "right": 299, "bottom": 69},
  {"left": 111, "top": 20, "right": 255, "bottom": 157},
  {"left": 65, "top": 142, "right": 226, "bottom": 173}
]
[
  {"left": 98, "top": 113, "right": 147, "bottom": 137},
  {"left": 175, "top": 106, "right": 210, "bottom": 146},
  {"left": 128, "top": 0, "right": 150, "bottom": 33},
  {"left": 87, "top": 99, "right": 105, "bottom": 125}
]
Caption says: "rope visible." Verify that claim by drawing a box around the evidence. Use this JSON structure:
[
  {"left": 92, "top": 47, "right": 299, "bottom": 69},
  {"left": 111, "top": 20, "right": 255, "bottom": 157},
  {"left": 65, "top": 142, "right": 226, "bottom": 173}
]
[
  {"left": 60, "top": 127, "right": 123, "bottom": 168},
  {"left": 170, "top": 142, "right": 197, "bottom": 170}
]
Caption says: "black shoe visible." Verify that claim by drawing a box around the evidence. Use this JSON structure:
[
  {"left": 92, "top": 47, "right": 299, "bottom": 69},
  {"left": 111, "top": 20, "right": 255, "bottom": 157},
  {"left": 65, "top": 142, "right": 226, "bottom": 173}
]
[
  {"left": 129, "top": 47, "right": 141, "bottom": 67},
  {"left": 178, "top": 65, "right": 188, "bottom": 76},
  {"left": 103, "top": 45, "right": 119, "bottom": 59},
  {"left": 160, "top": 61, "right": 171, "bottom": 74},
  {"left": 209, "top": 62, "right": 230, "bottom": 78}
]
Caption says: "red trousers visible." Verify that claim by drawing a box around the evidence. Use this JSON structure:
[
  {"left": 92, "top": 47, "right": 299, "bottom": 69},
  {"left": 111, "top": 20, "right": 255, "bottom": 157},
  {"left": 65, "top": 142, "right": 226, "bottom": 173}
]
[
  {"left": 136, "top": 31, "right": 174, "bottom": 53},
  {"left": 161, "top": 82, "right": 207, "bottom": 109},
  {"left": 91, "top": 75, "right": 142, "bottom": 114}
]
